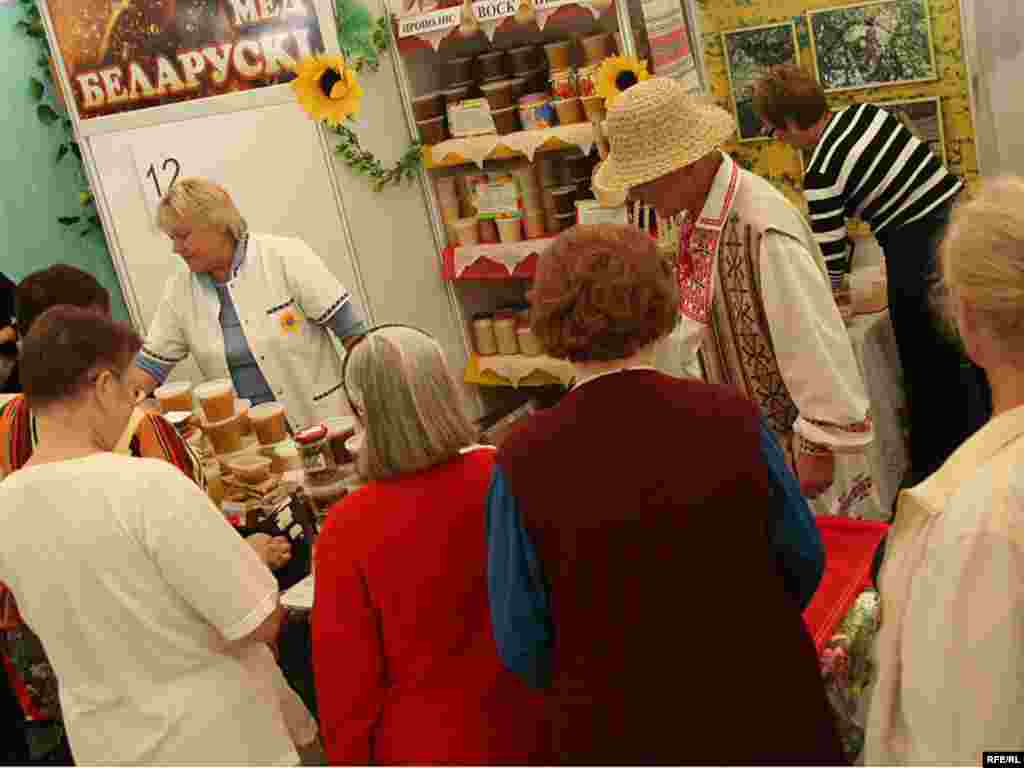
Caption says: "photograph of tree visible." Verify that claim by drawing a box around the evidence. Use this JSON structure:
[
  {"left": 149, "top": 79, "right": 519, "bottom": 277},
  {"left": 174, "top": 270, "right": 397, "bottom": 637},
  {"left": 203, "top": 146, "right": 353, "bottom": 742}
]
[
  {"left": 808, "top": 0, "right": 936, "bottom": 92},
  {"left": 878, "top": 97, "right": 947, "bottom": 164},
  {"left": 722, "top": 22, "right": 800, "bottom": 142}
]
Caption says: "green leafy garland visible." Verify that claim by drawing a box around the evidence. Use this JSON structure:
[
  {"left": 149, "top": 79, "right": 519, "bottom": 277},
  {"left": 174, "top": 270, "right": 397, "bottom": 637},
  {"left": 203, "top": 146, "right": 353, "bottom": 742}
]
[
  {"left": 14, "top": 0, "right": 99, "bottom": 235},
  {"left": 332, "top": 0, "right": 422, "bottom": 191}
]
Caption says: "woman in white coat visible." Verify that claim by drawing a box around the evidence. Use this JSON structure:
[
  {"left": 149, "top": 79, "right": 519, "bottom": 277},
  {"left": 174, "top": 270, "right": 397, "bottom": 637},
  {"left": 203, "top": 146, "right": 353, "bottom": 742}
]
[{"left": 131, "top": 177, "right": 367, "bottom": 430}]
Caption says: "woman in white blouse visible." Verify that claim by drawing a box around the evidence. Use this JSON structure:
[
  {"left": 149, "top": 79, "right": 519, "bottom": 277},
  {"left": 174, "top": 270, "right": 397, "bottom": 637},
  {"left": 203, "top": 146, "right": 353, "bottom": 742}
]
[
  {"left": 130, "top": 177, "right": 367, "bottom": 430},
  {"left": 0, "top": 306, "right": 301, "bottom": 765},
  {"left": 867, "top": 178, "right": 1024, "bottom": 764}
]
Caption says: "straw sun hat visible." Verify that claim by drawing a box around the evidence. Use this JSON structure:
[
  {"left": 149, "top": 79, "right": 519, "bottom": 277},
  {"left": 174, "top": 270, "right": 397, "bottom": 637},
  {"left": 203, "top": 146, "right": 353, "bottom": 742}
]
[{"left": 594, "top": 77, "right": 736, "bottom": 193}]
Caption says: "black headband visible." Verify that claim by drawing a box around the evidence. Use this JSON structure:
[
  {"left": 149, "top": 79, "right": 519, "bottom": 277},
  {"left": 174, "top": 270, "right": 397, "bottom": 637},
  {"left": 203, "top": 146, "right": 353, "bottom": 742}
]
[{"left": 341, "top": 323, "right": 436, "bottom": 417}]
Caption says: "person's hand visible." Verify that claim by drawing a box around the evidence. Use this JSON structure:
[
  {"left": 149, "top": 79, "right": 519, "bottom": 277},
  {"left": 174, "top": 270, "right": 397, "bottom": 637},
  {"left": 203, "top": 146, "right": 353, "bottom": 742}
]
[
  {"left": 0, "top": 325, "right": 16, "bottom": 346},
  {"left": 246, "top": 533, "right": 292, "bottom": 571},
  {"left": 796, "top": 450, "right": 836, "bottom": 499}
]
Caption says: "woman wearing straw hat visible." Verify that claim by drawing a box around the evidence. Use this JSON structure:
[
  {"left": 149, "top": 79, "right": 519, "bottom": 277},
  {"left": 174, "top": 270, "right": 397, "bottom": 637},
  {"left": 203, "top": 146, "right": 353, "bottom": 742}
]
[{"left": 595, "top": 77, "right": 875, "bottom": 515}]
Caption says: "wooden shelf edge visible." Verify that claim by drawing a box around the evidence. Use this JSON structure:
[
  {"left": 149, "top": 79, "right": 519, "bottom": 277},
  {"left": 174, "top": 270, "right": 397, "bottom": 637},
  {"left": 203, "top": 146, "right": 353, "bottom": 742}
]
[
  {"left": 442, "top": 244, "right": 547, "bottom": 280},
  {"left": 424, "top": 135, "right": 583, "bottom": 169},
  {"left": 464, "top": 354, "right": 565, "bottom": 387}
]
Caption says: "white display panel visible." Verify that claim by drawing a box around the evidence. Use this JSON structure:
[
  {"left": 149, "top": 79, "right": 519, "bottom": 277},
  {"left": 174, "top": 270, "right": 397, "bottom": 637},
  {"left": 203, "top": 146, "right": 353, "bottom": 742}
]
[{"left": 88, "top": 101, "right": 369, "bottom": 383}]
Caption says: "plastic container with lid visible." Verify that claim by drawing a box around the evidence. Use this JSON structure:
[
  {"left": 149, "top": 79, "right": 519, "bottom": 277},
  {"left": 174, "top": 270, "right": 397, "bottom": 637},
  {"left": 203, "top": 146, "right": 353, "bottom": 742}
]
[
  {"left": 216, "top": 443, "right": 263, "bottom": 473},
  {"left": 472, "top": 314, "right": 498, "bottom": 356},
  {"left": 493, "top": 312, "right": 519, "bottom": 355},
  {"left": 262, "top": 439, "right": 302, "bottom": 474},
  {"left": 195, "top": 379, "right": 235, "bottom": 423},
  {"left": 250, "top": 402, "right": 288, "bottom": 445},
  {"left": 154, "top": 381, "right": 194, "bottom": 414},
  {"left": 294, "top": 424, "right": 338, "bottom": 484},
  {"left": 202, "top": 411, "right": 244, "bottom": 455}
]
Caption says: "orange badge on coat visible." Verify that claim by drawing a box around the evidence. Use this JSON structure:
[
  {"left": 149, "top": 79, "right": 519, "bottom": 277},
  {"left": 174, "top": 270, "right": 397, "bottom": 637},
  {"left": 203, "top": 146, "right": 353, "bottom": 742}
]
[{"left": 280, "top": 309, "right": 301, "bottom": 335}]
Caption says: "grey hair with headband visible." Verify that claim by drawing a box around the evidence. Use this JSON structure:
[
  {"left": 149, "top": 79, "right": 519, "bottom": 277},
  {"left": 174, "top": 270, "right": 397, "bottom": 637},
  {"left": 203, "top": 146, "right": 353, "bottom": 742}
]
[{"left": 343, "top": 325, "right": 477, "bottom": 481}]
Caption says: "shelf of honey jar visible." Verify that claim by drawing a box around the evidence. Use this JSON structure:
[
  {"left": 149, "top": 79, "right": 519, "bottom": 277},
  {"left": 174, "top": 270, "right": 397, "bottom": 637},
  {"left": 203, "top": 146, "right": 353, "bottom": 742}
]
[
  {"left": 412, "top": 31, "right": 616, "bottom": 166},
  {"left": 435, "top": 146, "right": 600, "bottom": 267}
]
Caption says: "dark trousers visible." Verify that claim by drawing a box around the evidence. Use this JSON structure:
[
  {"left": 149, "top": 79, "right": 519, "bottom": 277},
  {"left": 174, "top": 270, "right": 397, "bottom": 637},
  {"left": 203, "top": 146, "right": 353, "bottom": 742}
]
[
  {"left": 1, "top": 670, "right": 29, "bottom": 766},
  {"left": 870, "top": 205, "right": 993, "bottom": 590},
  {"left": 879, "top": 205, "right": 992, "bottom": 484}
]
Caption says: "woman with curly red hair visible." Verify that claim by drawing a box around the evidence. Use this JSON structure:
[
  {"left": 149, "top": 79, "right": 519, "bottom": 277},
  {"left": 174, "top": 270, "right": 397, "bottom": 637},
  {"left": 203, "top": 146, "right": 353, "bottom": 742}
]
[{"left": 487, "top": 224, "right": 843, "bottom": 764}]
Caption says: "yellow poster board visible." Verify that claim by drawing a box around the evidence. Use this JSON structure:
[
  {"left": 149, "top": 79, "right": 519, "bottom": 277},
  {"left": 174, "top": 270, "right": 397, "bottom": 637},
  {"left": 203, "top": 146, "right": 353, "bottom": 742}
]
[{"left": 696, "top": 0, "right": 978, "bottom": 223}]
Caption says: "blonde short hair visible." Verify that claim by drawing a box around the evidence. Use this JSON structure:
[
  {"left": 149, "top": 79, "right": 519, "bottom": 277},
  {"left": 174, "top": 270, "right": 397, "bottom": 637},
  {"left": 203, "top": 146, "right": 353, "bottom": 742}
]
[
  {"left": 941, "top": 177, "right": 1024, "bottom": 352},
  {"left": 156, "top": 177, "right": 247, "bottom": 239},
  {"left": 344, "top": 326, "right": 476, "bottom": 481}
]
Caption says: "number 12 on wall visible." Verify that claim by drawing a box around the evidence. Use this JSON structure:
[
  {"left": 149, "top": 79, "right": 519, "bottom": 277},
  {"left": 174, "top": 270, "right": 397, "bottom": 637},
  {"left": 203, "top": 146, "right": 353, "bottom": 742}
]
[
  {"left": 131, "top": 148, "right": 183, "bottom": 233},
  {"left": 147, "top": 158, "right": 181, "bottom": 199}
]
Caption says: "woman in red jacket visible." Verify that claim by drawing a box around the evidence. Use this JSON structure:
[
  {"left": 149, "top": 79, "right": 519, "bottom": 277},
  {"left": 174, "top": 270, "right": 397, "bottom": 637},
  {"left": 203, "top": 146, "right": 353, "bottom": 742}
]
[{"left": 313, "top": 325, "right": 550, "bottom": 765}]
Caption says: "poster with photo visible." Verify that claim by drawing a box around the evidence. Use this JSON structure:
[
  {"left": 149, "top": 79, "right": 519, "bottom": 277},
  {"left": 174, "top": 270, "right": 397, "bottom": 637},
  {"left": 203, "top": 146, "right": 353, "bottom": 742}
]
[
  {"left": 808, "top": 0, "right": 937, "bottom": 93},
  {"left": 722, "top": 21, "right": 800, "bottom": 142},
  {"left": 45, "top": 0, "right": 326, "bottom": 120}
]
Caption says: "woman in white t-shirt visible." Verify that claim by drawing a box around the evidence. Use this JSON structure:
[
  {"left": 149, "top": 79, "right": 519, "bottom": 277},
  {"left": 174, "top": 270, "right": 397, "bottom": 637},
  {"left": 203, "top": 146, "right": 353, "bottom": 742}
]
[{"left": 0, "top": 306, "right": 302, "bottom": 766}]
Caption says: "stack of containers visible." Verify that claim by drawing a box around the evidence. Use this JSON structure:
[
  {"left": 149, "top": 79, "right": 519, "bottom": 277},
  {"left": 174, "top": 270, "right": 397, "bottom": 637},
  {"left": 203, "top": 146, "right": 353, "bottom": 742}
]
[
  {"left": 511, "top": 46, "right": 555, "bottom": 131},
  {"left": 413, "top": 91, "right": 447, "bottom": 143},
  {"left": 577, "top": 32, "right": 613, "bottom": 123},
  {"left": 564, "top": 150, "right": 599, "bottom": 203},
  {"left": 544, "top": 41, "right": 584, "bottom": 126},
  {"left": 508, "top": 162, "right": 546, "bottom": 240},
  {"left": 249, "top": 402, "right": 301, "bottom": 474},
  {"left": 477, "top": 50, "right": 523, "bottom": 135},
  {"left": 470, "top": 307, "right": 543, "bottom": 357},
  {"left": 194, "top": 380, "right": 251, "bottom": 462},
  {"left": 435, "top": 175, "right": 462, "bottom": 244}
]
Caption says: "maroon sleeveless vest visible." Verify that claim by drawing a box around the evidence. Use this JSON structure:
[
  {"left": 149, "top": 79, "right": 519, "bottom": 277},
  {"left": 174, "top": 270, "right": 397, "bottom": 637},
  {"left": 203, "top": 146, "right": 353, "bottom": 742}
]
[{"left": 497, "top": 370, "right": 844, "bottom": 765}]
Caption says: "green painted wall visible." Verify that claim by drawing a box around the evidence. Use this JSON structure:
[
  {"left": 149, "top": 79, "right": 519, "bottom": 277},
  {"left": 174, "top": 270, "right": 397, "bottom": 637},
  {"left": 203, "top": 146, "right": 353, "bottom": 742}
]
[{"left": 0, "top": 5, "right": 129, "bottom": 321}]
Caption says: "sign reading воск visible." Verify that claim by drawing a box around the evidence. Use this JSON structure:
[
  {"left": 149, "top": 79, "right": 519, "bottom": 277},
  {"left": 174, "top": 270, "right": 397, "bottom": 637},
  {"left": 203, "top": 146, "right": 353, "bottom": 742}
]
[{"left": 45, "top": 0, "right": 326, "bottom": 119}]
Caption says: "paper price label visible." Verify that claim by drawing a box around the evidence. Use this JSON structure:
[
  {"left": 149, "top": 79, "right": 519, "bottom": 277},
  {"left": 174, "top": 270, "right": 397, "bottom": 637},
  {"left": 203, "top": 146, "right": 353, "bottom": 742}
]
[{"left": 477, "top": 178, "right": 521, "bottom": 219}]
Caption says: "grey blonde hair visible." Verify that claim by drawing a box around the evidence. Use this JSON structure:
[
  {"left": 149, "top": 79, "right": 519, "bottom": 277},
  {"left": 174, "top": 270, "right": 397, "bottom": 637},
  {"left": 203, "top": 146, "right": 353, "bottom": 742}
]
[
  {"left": 940, "top": 177, "right": 1024, "bottom": 354},
  {"left": 345, "top": 326, "right": 476, "bottom": 481},
  {"left": 156, "top": 177, "right": 247, "bottom": 240}
]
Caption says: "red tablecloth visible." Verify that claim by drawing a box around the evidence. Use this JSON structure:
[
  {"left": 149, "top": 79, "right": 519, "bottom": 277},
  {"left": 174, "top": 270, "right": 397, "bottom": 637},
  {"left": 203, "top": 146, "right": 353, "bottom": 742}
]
[{"left": 803, "top": 517, "right": 888, "bottom": 653}]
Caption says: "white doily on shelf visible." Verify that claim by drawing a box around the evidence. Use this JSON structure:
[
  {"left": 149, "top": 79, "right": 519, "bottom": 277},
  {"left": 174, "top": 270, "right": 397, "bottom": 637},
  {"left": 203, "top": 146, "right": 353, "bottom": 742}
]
[
  {"left": 536, "top": 0, "right": 604, "bottom": 29},
  {"left": 453, "top": 239, "right": 554, "bottom": 277},
  {"left": 475, "top": 354, "right": 576, "bottom": 386},
  {"left": 429, "top": 123, "right": 597, "bottom": 167}
]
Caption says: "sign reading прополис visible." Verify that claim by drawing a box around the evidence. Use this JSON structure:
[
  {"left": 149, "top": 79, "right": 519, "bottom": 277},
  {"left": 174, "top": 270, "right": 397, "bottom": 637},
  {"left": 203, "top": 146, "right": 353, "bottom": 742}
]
[
  {"left": 45, "top": 0, "right": 326, "bottom": 119},
  {"left": 984, "top": 753, "right": 1024, "bottom": 765}
]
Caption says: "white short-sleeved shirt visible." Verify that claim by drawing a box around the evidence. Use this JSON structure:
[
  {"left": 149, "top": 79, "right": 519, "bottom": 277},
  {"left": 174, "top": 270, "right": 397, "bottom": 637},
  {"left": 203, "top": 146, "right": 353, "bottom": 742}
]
[{"left": 0, "top": 454, "right": 297, "bottom": 766}]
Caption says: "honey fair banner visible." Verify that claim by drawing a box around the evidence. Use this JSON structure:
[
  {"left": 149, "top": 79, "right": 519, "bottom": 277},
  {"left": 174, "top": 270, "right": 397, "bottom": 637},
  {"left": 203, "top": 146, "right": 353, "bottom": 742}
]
[{"left": 46, "top": 0, "right": 326, "bottom": 119}]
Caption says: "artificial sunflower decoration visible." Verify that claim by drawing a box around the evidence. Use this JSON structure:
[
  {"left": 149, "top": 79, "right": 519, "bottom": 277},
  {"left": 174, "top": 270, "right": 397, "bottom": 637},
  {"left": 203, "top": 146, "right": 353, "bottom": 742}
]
[
  {"left": 596, "top": 55, "right": 650, "bottom": 105},
  {"left": 291, "top": 54, "right": 364, "bottom": 127}
]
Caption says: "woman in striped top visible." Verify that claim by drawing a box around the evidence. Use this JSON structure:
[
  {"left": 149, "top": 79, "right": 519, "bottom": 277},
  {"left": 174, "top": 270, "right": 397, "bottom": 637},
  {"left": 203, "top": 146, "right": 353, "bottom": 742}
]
[{"left": 754, "top": 64, "right": 990, "bottom": 489}]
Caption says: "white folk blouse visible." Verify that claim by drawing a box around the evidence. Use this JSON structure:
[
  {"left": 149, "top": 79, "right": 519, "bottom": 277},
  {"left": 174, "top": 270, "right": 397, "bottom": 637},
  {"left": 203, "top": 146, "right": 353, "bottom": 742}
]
[
  {"left": 667, "top": 153, "right": 872, "bottom": 452},
  {"left": 141, "top": 233, "right": 357, "bottom": 430},
  {"left": 866, "top": 404, "right": 1024, "bottom": 764}
]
